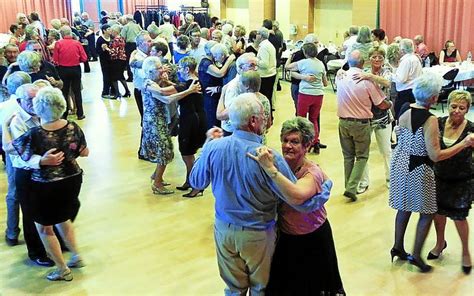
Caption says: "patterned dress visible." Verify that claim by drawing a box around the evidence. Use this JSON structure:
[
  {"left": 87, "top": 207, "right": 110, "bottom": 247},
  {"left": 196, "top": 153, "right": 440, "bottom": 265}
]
[
  {"left": 389, "top": 107, "right": 437, "bottom": 214},
  {"left": 139, "top": 90, "right": 174, "bottom": 165},
  {"left": 434, "top": 117, "right": 474, "bottom": 220}
]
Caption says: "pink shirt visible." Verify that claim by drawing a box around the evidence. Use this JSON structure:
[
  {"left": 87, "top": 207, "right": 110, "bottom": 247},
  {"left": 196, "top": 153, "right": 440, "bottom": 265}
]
[
  {"left": 278, "top": 161, "right": 327, "bottom": 235},
  {"left": 336, "top": 67, "right": 386, "bottom": 119}
]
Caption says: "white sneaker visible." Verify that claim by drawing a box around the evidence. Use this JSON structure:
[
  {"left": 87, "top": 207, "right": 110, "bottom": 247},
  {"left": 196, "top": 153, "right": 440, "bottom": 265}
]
[
  {"left": 47, "top": 268, "right": 73, "bottom": 281},
  {"left": 67, "top": 255, "right": 85, "bottom": 268}
]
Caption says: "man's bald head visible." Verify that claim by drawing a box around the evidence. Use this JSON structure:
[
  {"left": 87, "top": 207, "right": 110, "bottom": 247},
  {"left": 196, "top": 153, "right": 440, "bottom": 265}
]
[{"left": 348, "top": 50, "right": 364, "bottom": 68}]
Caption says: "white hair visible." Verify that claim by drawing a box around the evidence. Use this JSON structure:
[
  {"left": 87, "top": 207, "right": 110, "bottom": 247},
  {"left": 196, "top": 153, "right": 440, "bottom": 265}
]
[
  {"left": 33, "top": 87, "right": 67, "bottom": 122},
  {"left": 400, "top": 38, "right": 414, "bottom": 54},
  {"left": 222, "top": 24, "right": 233, "bottom": 35},
  {"left": 303, "top": 33, "right": 319, "bottom": 44},
  {"left": 17, "top": 51, "right": 41, "bottom": 73},
  {"left": 257, "top": 27, "right": 269, "bottom": 39},
  {"left": 412, "top": 72, "right": 443, "bottom": 106},
  {"left": 50, "top": 19, "right": 61, "bottom": 30},
  {"left": 229, "top": 93, "right": 263, "bottom": 130},
  {"left": 59, "top": 26, "right": 72, "bottom": 37},
  {"left": 142, "top": 56, "right": 162, "bottom": 80},
  {"left": 210, "top": 43, "right": 228, "bottom": 56},
  {"left": 15, "top": 83, "right": 37, "bottom": 101},
  {"left": 6, "top": 71, "right": 31, "bottom": 95},
  {"left": 236, "top": 53, "right": 257, "bottom": 74}
]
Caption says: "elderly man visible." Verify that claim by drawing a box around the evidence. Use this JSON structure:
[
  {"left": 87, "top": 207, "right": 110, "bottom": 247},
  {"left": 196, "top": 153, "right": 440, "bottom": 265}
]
[
  {"left": 256, "top": 27, "right": 277, "bottom": 120},
  {"left": 190, "top": 93, "right": 330, "bottom": 295},
  {"left": 342, "top": 26, "right": 359, "bottom": 59},
  {"left": 178, "top": 13, "right": 196, "bottom": 36},
  {"left": 391, "top": 38, "right": 423, "bottom": 119},
  {"left": 0, "top": 44, "right": 19, "bottom": 81},
  {"left": 147, "top": 22, "right": 172, "bottom": 62},
  {"left": 158, "top": 14, "right": 178, "bottom": 57},
  {"left": 188, "top": 27, "right": 206, "bottom": 65},
  {"left": 53, "top": 26, "right": 88, "bottom": 120},
  {"left": 216, "top": 52, "right": 258, "bottom": 135},
  {"left": 336, "top": 50, "right": 392, "bottom": 201},
  {"left": 414, "top": 35, "right": 429, "bottom": 60},
  {"left": 120, "top": 14, "right": 142, "bottom": 81}
]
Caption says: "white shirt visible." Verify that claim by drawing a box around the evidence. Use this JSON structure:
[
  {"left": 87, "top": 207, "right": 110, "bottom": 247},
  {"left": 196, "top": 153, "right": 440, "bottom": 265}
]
[
  {"left": 7, "top": 107, "right": 41, "bottom": 170},
  {"left": 343, "top": 35, "right": 358, "bottom": 58},
  {"left": 392, "top": 53, "right": 422, "bottom": 91},
  {"left": 257, "top": 39, "right": 277, "bottom": 78},
  {"left": 220, "top": 76, "right": 241, "bottom": 132},
  {"left": 130, "top": 49, "right": 148, "bottom": 89},
  {"left": 0, "top": 95, "right": 20, "bottom": 131}
]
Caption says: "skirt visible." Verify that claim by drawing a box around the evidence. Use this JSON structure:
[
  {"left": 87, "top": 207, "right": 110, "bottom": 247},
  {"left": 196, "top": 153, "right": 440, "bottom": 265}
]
[
  {"left": 266, "top": 220, "right": 345, "bottom": 296},
  {"left": 31, "top": 174, "right": 82, "bottom": 226}
]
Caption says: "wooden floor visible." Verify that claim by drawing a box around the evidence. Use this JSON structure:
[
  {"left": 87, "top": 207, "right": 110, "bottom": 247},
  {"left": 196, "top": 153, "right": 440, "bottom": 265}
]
[{"left": 0, "top": 62, "right": 472, "bottom": 295}]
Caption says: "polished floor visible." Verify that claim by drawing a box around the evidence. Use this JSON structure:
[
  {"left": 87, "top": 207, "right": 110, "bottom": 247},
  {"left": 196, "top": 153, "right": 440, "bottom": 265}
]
[{"left": 0, "top": 62, "right": 472, "bottom": 295}]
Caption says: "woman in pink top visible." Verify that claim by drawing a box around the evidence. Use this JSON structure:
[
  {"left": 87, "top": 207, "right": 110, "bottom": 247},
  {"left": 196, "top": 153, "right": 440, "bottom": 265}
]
[{"left": 249, "top": 117, "right": 344, "bottom": 295}]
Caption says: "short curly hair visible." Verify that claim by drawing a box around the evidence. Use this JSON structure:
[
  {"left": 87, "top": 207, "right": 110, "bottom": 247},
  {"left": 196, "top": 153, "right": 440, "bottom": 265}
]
[
  {"left": 33, "top": 86, "right": 67, "bottom": 122},
  {"left": 280, "top": 117, "right": 315, "bottom": 146}
]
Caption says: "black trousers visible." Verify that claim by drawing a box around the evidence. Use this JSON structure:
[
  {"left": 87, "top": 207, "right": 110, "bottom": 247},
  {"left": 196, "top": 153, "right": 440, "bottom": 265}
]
[
  {"left": 260, "top": 75, "right": 277, "bottom": 120},
  {"left": 134, "top": 88, "right": 143, "bottom": 119},
  {"left": 86, "top": 34, "right": 98, "bottom": 59},
  {"left": 395, "top": 89, "right": 415, "bottom": 120},
  {"left": 58, "top": 65, "right": 83, "bottom": 118},
  {"left": 125, "top": 43, "right": 136, "bottom": 81},
  {"left": 100, "top": 59, "right": 113, "bottom": 96}
]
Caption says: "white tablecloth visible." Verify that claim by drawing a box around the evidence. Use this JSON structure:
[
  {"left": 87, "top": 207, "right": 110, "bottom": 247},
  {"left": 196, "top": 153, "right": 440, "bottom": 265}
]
[
  {"left": 327, "top": 59, "right": 345, "bottom": 70},
  {"left": 423, "top": 63, "right": 474, "bottom": 82}
]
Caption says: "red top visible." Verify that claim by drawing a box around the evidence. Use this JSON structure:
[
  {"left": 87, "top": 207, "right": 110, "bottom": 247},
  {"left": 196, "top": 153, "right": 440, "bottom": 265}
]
[
  {"left": 53, "top": 36, "right": 87, "bottom": 67},
  {"left": 109, "top": 36, "right": 127, "bottom": 61}
]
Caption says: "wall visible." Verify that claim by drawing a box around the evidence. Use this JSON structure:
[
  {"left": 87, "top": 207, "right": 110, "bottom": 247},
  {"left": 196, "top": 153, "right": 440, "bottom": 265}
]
[
  {"left": 314, "top": 0, "right": 353, "bottom": 45},
  {"left": 275, "top": 0, "right": 290, "bottom": 41},
  {"left": 225, "top": 0, "right": 250, "bottom": 31}
]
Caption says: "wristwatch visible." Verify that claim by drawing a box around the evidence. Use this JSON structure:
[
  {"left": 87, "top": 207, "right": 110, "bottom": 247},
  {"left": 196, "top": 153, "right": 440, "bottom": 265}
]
[{"left": 268, "top": 170, "right": 278, "bottom": 179}]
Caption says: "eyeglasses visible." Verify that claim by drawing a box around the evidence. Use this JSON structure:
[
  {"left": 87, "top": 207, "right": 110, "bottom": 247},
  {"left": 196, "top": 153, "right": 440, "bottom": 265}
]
[{"left": 370, "top": 55, "right": 384, "bottom": 61}]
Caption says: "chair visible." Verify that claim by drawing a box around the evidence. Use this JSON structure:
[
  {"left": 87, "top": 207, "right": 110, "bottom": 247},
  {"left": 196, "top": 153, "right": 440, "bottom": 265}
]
[
  {"left": 316, "top": 48, "right": 329, "bottom": 63},
  {"left": 324, "top": 54, "right": 339, "bottom": 92},
  {"left": 437, "top": 68, "right": 459, "bottom": 112}
]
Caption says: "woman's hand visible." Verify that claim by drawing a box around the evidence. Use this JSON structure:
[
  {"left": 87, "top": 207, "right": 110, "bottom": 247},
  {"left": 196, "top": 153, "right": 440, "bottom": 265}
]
[
  {"left": 188, "top": 80, "right": 202, "bottom": 94},
  {"left": 206, "top": 127, "right": 224, "bottom": 140},
  {"left": 462, "top": 133, "right": 474, "bottom": 148},
  {"left": 302, "top": 75, "right": 317, "bottom": 82},
  {"left": 247, "top": 146, "right": 277, "bottom": 173},
  {"left": 353, "top": 72, "right": 372, "bottom": 83},
  {"left": 206, "top": 86, "right": 220, "bottom": 96}
]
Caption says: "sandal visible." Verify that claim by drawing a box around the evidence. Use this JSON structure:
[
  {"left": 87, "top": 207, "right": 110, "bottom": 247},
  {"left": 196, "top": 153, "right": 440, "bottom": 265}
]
[
  {"left": 151, "top": 184, "right": 174, "bottom": 195},
  {"left": 46, "top": 268, "right": 73, "bottom": 281}
]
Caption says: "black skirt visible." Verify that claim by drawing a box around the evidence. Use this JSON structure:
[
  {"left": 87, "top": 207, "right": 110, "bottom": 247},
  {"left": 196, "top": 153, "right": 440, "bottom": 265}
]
[
  {"left": 31, "top": 174, "right": 82, "bottom": 226},
  {"left": 109, "top": 60, "right": 127, "bottom": 81},
  {"left": 266, "top": 220, "right": 345, "bottom": 296}
]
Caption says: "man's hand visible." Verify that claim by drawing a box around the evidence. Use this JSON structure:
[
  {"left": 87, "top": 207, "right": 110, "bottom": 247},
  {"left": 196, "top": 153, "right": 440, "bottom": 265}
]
[
  {"left": 206, "top": 127, "right": 224, "bottom": 140},
  {"left": 40, "top": 148, "right": 64, "bottom": 166}
]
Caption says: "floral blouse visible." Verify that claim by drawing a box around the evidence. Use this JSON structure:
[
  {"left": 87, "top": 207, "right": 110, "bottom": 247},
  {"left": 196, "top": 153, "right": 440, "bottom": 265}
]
[
  {"left": 12, "top": 121, "right": 87, "bottom": 182},
  {"left": 109, "top": 36, "right": 127, "bottom": 61}
]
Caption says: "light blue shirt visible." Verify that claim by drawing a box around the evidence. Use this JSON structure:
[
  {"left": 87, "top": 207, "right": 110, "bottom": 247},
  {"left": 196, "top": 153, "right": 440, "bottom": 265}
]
[{"left": 190, "top": 130, "right": 330, "bottom": 230}]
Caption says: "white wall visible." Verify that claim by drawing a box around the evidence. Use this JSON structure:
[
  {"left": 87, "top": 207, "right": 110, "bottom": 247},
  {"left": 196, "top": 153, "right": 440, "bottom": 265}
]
[{"left": 275, "top": 0, "right": 290, "bottom": 40}]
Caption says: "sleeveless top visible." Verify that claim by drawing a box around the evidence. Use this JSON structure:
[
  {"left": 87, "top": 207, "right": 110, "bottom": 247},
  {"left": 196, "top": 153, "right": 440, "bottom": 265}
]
[{"left": 443, "top": 49, "right": 457, "bottom": 63}]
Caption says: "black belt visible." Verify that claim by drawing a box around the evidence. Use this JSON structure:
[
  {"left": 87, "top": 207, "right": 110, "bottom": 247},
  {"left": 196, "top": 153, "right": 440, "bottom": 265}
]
[{"left": 340, "top": 117, "right": 370, "bottom": 124}]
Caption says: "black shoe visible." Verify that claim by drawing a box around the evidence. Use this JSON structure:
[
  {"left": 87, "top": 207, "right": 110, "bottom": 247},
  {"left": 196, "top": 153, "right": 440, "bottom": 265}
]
[
  {"left": 391, "top": 248, "right": 410, "bottom": 262},
  {"left": 408, "top": 255, "right": 432, "bottom": 273},
  {"left": 427, "top": 241, "right": 447, "bottom": 260},
  {"left": 31, "top": 257, "right": 55, "bottom": 267},
  {"left": 126, "top": 78, "right": 133, "bottom": 82},
  {"left": 309, "top": 143, "right": 320, "bottom": 154},
  {"left": 462, "top": 265, "right": 472, "bottom": 275},
  {"left": 5, "top": 235, "right": 19, "bottom": 246},
  {"left": 343, "top": 191, "right": 357, "bottom": 202},
  {"left": 183, "top": 189, "right": 204, "bottom": 198},
  {"left": 123, "top": 91, "right": 131, "bottom": 98},
  {"left": 77, "top": 115, "right": 86, "bottom": 120},
  {"left": 318, "top": 142, "right": 327, "bottom": 149},
  {"left": 176, "top": 183, "right": 191, "bottom": 191}
]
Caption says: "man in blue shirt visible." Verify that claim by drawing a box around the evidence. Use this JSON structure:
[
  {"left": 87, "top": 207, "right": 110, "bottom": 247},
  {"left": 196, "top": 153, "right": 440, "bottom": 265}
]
[{"left": 190, "top": 93, "right": 331, "bottom": 295}]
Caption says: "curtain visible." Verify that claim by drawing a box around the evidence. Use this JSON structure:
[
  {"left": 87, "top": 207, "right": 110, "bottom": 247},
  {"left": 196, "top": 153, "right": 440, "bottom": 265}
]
[
  {"left": 123, "top": 0, "right": 168, "bottom": 15},
  {"left": 0, "top": 0, "right": 71, "bottom": 34},
  {"left": 380, "top": 0, "right": 474, "bottom": 59}
]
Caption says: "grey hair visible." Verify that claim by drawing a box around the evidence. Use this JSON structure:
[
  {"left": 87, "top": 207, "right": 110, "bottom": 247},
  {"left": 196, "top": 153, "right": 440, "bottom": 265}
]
[
  {"left": 356, "top": 26, "right": 372, "bottom": 44},
  {"left": 211, "top": 30, "right": 223, "bottom": 41},
  {"left": 111, "top": 24, "right": 122, "bottom": 34},
  {"left": 147, "top": 22, "right": 159, "bottom": 36},
  {"left": 17, "top": 51, "right": 41, "bottom": 72},
  {"left": 210, "top": 43, "right": 228, "bottom": 56},
  {"left": 348, "top": 50, "right": 364, "bottom": 67},
  {"left": 48, "top": 29, "right": 61, "bottom": 40},
  {"left": 257, "top": 27, "right": 269, "bottom": 39},
  {"left": 386, "top": 43, "right": 401, "bottom": 65},
  {"left": 399, "top": 38, "right": 414, "bottom": 54},
  {"left": 236, "top": 52, "right": 257, "bottom": 74},
  {"left": 349, "top": 26, "right": 359, "bottom": 36},
  {"left": 135, "top": 30, "right": 150, "bottom": 45},
  {"left": 200, "top": 27, "right": 209, "bottom": 39},
  {"left": 229, "top": 93, "right": 263, "bottom": 130},
  {"left": 412, "top": 72, "right": 443, "bottom": 106},
  {"left": 33, "top": 86, "right": 67, "bottom": 122},
  {"left": 142, "top": 56, "right": 162, "bottom": 80},
  {"left": 303, "top": 33, "right": 319, "bottom": 45},
  {"left": 15, "top": 83, "right": 37, "bottom": 100},
  {"left": 222, "top": 23, "right": 233, "bottom": 35},
  {"left": 204, "top": 40, "right": 218, "bottom": 56},
  {"left": 25, "top": 25, "right": 39, "bottom": 39},
  {"left": 448, "top": 90, "right": 472, "bottom": 106},
  {"left": 50, "top": 19, "right": 61, "bottom": 30},
  {"left": 414, "top": 35, "right": 424, "bottom": 42},
  {"left": 6, "top": 71, "right": 31, "bottom": 95},
  {"left": 59, "top": 26, "right": 72, "bottom": 37},
  {"left": 33, "top": 79, "right": 52, "bottom": 88},
  {"left": 280, "top": 116, "right": 315, "bottom": 146},
  {"left": 239, "top": 71, "right": 261, "bottom": 92}
]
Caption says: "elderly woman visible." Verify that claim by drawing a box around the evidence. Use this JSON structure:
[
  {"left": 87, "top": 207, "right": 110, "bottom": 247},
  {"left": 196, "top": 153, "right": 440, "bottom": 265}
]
[
  {"left": 16, "top": 48, "right": 63, "bottom": 88},
  {"left": 389, "top": 73, "right": 474, "bottom": 273},
  {"left": 96, "top": 24, "right": 114, "bottom": 98},
  {"left": 352, "top": 47, "right": 393, "bottom": 191},
  {"left": 140, "top": 56, "right": 201, "bottom": 194},
  {"left": 9, "top": 87, "right": 88, "bottom": 281},
  {"left": 439, "top": 40, "right": 462, "bottom": 65},
  {"left": 349, "top": 25, "right": 373, "bottom": 68},
  {"left": 391, "top": 39, "right": 422, "bottom": 120},
  {"left": 173, "top": 35, "right": 190, "bottom": 65},
  {"left": 427, "top": 90, "right": 473, "bottom": 274},
  {"left": 248, "top": 117, "right": 344, "bottom": 295},
  {"left": 198, "top": 41, "right": 236, "bottom": 129},
  {"left": 47, "top": 29, "right": 61, "bottom": 57},
  {"left": 19, "top": 25, "right": 51, "bottom": 62},
  {"left": 286, "top": 42, "right": 327, "bottom": 154},
  {"left": 245, "top": 30, "right": 258, "bottom": 55},
  {"left": 107, "top": 25, "right": 131, "bottom": 98}
]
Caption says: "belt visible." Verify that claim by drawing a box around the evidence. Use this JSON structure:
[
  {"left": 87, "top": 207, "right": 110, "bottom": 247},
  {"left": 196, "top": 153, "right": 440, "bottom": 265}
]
[{"left": 340, "top": 117, "right": 370, "bottom": 124}]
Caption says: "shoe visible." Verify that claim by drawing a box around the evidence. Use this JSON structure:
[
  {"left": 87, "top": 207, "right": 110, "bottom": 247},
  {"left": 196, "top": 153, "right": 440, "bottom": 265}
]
[
  {"left": 356, "top": 185, "right": 369, "bottom": 194},
  {"left": 318, "top": 142, "right": 327, "bottom": 149},
  {"left": 151, "top": 184, "right": 174, "bottom": 195},
  {"left": 408, "top": 255, "right": 433, "bottom": 273},
  {"left": 46, "top": 268, "right": 73, "bottom": 281},
  {"left": 176, "top": 183, "right": 191, "bottom": 191},
  {"left": 427, "top": 241, "right": 447, "bottom": 260},
  {"left": 148, "top": 174, "right": 170, "bottom": 186},
  {"left": 309, "top": 143, "right": 320, "bottom": 154},
  {"left": 183, "top": 189, "right": 204, "bottom": 198},
  {"left": 5, "top": 235, "right": 18, "bottom": 246},
  {"left": 67, "top": 254, "right": 85, "bottom": 268},
  {"left": 126, "top": 78, "right": 133, "bottom": 82},
  {"left": 462, "top": 265, "right": 472, "bottom": 275},
  {"left": 77, "top": 115, "right": 86, "bottom": 120},
  {"left": 390, "top": 248, "right": 410, "bottom": 262},
  {"left": 343, "top": 191, "right": 357, "bottom": 202},
  {"left": 123, "top": 91, "right": 131, "bottom": 98},
  {"left": 31, "top": 257, "right": 55, "bottom": 267}
]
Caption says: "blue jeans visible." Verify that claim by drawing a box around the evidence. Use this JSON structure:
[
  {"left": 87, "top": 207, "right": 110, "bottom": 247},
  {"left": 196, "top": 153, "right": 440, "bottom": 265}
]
[
  {"left": 5, "top": 155, "right": 20, "bottom": 239},
  {"left": 290, "top": 83, "right": 299, "bottom": 115}
]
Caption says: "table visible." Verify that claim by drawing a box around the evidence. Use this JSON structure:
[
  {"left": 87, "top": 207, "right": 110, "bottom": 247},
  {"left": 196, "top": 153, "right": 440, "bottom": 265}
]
[
  {"left": 327, "top": 59, "right": 345, "bottom": 71},
  {"left": 423, "top": 63, "right": 474, "bottom": 84}
]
